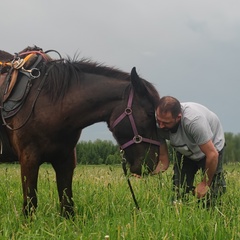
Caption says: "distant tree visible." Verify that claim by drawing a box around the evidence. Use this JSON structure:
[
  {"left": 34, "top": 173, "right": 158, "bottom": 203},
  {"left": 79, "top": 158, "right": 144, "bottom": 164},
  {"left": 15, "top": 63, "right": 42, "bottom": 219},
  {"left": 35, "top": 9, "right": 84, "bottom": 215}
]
[
  {"left": 224, "top": 132, "right": 240, "bottom": 163},
  {"left": 76, "top": 139, "right": 120, "bottom": 164},
  {"left": 76, "top": 133, "right": 240, "bottom": 165},
  {"left": 106, "top": 153, "right": 121, "bottom": 165}
]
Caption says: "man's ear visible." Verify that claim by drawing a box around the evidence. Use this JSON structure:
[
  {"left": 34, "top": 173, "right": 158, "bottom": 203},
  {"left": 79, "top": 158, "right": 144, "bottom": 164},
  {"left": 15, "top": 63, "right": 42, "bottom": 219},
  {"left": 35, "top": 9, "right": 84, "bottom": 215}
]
[{"left": 177, "top": 113, "right": 182, "bottom": 121}]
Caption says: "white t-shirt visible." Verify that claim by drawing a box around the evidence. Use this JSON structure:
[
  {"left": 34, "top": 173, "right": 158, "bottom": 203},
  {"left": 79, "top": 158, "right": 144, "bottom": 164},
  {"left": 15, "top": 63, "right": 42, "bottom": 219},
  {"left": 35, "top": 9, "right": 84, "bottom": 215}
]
[{"left": 158, "top": 102, "right": 225, "bottom": 161}]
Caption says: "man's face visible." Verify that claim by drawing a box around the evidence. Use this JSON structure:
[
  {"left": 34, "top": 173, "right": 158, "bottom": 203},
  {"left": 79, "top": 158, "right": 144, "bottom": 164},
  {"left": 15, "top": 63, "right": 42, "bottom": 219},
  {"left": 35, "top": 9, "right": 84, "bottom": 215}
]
[{"left": 156, "top": 109, "right": 181, "bottom": 131}]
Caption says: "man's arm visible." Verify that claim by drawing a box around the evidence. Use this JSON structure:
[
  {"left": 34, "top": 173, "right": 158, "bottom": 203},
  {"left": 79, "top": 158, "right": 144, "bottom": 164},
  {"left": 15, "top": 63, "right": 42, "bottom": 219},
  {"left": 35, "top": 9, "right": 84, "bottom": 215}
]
[
  {"left": 195, "top": 140, "right": 219, "bottom": 198},
  {"left": 152, "top": 139, "right": 169, "bottom": 174}
]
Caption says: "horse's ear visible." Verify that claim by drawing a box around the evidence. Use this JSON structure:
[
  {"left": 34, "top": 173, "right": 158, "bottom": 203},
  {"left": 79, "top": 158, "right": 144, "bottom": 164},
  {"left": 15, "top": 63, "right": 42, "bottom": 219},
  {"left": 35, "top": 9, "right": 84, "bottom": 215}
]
[{"left": 130, "top": 67, "right": 147, "bottom": 95}]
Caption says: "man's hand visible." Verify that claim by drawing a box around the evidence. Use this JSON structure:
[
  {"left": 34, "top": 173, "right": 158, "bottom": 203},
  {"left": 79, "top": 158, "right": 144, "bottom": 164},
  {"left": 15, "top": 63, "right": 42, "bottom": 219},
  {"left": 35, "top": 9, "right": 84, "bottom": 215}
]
[
  {"left": 195, "top": 181, "right": 209, "bottom": 198},
  {"left": 152, "top": 141, "right": 169, "bottom": 174}
]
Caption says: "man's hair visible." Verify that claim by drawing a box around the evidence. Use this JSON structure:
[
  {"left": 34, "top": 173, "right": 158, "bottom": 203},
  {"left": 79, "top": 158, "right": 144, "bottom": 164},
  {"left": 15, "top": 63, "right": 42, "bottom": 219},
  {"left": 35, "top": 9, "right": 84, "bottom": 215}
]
[{"left": 158, "top": 96, "right": 181, "bottom": 118}]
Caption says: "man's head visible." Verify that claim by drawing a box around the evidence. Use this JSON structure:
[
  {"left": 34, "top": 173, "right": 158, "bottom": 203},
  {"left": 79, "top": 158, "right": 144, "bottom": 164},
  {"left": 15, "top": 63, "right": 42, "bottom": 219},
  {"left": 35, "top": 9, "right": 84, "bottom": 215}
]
[{"left": 156, "top": 96, "right": 182, "bottom": 132}]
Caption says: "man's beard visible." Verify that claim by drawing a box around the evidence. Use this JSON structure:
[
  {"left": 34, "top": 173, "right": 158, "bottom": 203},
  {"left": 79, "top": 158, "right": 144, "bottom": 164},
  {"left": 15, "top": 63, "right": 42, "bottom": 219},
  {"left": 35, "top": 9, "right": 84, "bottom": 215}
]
[
  {"left": 169, "top": 121, "right": 180, "bottom": 133},
  {"left": 162, "top": 121, "right": 180, "bottom": 133}
]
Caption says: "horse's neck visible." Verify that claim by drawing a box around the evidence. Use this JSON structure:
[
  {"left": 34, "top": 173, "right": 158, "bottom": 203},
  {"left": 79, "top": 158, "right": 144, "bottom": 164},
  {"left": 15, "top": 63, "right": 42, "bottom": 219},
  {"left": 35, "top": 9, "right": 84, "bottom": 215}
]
[{"left": 68, "top": 75, "right": 129, "bottom": 128}]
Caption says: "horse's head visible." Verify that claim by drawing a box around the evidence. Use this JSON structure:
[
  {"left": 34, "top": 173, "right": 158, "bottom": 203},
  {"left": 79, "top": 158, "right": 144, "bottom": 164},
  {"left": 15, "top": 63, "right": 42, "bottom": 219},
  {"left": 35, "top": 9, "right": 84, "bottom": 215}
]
[{"left": 110, "top": 67, "right": 160, "bottom": 176}]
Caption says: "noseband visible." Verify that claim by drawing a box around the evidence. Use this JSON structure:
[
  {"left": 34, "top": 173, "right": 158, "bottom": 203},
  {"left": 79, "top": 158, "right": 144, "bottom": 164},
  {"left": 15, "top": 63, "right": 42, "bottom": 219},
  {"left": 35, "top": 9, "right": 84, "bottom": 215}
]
[{"left": 110, "top": 88, "right": 161, "bottom": 149}]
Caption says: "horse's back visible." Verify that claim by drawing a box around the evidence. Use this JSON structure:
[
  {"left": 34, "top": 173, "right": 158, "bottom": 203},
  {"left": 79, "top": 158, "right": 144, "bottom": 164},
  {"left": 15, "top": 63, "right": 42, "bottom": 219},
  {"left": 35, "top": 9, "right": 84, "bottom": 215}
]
[{"left": 0, "top": 50, "right": 13, "bottom": 61}]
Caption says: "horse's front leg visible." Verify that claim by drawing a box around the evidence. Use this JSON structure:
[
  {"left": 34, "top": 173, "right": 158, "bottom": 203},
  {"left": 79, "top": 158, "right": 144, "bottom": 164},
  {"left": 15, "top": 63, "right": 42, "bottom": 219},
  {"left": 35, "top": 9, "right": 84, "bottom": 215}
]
[
  {"left": 51, "top": 149, "right": 76, "bottom": 218},
  {"left": 20, "top": 157, "right": 40, "bottom": 216}
]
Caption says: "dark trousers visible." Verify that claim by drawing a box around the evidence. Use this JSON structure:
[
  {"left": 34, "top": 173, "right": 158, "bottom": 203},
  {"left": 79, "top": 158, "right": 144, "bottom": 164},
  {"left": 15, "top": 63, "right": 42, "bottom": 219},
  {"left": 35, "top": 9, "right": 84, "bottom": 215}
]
[{"left": 172, "top": 148, "right": 226, "bottom": 205}]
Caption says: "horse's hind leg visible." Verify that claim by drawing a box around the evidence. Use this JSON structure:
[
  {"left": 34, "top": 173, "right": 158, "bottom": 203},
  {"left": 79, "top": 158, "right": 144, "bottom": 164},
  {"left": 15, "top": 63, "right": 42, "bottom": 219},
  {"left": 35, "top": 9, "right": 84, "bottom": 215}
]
[
  {"left": 51, "top": 149, "right": 76, "bottom": 218},
  {"left": 20, "top": 158, "right": 40, "bottom": 216}
]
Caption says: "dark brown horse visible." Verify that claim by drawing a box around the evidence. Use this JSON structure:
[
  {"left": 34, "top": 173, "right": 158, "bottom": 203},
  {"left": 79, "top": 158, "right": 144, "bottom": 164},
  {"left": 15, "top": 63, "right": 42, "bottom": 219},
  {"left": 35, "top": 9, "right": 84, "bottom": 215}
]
[{"left": 0, "top": 47, "right": 161, "bottom": 217}]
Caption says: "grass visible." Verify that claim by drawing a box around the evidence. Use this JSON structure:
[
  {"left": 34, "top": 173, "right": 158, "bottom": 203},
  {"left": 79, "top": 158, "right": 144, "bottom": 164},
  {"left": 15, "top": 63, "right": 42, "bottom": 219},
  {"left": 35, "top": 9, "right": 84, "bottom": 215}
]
[{"left": 0, "top": 163, "right": 239, "bottom": 239}]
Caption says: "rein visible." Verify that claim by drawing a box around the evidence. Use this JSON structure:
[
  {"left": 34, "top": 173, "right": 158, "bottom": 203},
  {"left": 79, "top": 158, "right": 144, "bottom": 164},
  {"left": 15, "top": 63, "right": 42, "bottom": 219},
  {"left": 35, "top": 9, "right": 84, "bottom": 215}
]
[
  {"left": 120, "top": 150, "right": 140, "bottom": 210},
  {"left": 110, "top": 87, "right": 160, "bottom": 210}
]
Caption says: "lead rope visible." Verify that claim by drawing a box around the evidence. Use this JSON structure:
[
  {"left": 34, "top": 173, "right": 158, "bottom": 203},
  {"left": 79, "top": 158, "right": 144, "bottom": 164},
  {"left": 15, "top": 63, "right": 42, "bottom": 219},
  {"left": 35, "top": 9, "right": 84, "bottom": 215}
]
[{"left": 120, "top": 150, "right": 140, "bottom": 210}]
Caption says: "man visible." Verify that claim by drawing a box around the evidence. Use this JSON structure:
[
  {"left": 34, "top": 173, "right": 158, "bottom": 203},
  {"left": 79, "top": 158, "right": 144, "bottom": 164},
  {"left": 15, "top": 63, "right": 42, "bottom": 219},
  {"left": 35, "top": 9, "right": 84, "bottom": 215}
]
[{"left": 155, "top": 96, "right": 226, "bottom": 205}]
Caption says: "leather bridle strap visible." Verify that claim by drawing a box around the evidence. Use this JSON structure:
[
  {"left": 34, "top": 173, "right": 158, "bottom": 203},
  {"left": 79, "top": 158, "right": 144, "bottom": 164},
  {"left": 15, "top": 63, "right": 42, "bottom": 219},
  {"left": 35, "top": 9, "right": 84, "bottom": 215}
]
[
  {"left": 110, "top": 88, "right": 161, "bottom": 149},
  {"left": 110, "top": 87, "right": 161, "bottom": 211}
]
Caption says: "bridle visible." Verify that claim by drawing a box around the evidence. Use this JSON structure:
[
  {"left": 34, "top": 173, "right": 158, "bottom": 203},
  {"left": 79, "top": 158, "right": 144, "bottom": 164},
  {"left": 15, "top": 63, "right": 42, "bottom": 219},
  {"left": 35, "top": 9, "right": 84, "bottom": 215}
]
[
  {"left": 110, "top": 87, "right": 161, "bottom": 150},
  {"left": 110, "top": 87, "right": 161, "bottom": 210}
]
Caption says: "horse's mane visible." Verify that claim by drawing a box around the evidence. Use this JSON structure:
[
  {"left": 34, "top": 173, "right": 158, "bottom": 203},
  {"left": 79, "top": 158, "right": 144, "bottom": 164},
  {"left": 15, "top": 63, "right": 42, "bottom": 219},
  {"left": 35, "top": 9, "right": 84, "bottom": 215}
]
[
  {"left": 41, "top": 57, "right": 160, "bottom": 106},
  {"left": 42, "top": 58, "right": 131, "bottom": 101},
  {"left": 70, "top": 58, "right": 131, "bottom": 80},
  {"left": 42, "top": 58, "right": 160, "bottom": 107}
]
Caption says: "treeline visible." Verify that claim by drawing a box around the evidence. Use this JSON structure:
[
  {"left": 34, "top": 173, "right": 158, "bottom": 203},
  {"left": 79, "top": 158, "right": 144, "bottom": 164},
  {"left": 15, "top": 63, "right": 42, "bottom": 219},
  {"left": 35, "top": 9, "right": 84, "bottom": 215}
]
[
  {"left": 76, "top": 139, "right": 121, "bottom": 165},
  {"left": 224, "top": 132, "right": 240, "bottom": 163},
  {"left": 76, "top": 133, "right": 240, "bottom": 165}
]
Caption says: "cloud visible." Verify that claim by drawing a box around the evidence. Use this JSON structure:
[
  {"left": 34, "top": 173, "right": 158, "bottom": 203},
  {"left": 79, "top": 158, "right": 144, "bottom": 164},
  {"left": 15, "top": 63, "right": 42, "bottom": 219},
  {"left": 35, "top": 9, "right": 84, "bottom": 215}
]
[{"left": 1, "top": 0, "right": 239, "bottom": 139}]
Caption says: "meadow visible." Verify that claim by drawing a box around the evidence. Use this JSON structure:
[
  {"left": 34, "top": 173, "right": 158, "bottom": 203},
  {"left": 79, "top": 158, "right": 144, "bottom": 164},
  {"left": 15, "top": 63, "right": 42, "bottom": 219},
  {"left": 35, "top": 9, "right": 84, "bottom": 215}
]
[{"left": 0, "top": 163, "right": 239, "bottom": 240}]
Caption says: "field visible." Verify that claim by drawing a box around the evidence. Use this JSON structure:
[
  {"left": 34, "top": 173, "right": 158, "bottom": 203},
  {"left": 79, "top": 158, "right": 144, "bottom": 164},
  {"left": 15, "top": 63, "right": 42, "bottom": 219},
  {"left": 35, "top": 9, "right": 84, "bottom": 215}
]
[{"left": 0, "top": 163, "right": 239, "bottom": 240}]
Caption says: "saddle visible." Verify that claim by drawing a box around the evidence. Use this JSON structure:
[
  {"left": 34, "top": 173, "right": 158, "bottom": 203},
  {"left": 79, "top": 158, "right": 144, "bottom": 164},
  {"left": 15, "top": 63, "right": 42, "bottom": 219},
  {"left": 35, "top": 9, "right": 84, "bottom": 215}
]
[
  {"left": 0, "top": 47, "right": 56, "bottom": 162},
  {"left": 0, "top": 53, "right": 43, "bottom": 118}
]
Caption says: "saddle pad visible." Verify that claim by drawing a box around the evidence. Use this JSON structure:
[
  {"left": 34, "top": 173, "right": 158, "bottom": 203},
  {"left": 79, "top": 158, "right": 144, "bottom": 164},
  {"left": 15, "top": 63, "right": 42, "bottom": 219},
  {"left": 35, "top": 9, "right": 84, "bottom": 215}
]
[{"left": 2, "top": 73, "right": 31, "bottom": 118}]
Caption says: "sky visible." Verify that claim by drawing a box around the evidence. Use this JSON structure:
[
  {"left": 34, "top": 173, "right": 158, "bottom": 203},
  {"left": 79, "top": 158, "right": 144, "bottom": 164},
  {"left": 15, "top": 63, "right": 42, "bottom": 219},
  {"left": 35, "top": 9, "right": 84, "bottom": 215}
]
[{"left": 1, "top": 0, "right": 239, "bottom": 142}]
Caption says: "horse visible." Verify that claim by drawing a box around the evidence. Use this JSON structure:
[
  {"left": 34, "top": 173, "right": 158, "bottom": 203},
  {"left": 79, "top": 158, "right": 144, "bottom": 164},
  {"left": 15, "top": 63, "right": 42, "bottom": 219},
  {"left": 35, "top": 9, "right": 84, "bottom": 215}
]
[{"left": 0, "top": 47, "right": 161, "bottom": 217}]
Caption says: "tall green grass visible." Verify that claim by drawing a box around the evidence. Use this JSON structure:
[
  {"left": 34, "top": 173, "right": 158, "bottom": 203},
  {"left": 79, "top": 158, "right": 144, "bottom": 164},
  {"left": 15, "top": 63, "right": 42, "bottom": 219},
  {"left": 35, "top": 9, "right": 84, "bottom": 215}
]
[{"left": 0, "top": 163, "right": 239, "bottom": 239}]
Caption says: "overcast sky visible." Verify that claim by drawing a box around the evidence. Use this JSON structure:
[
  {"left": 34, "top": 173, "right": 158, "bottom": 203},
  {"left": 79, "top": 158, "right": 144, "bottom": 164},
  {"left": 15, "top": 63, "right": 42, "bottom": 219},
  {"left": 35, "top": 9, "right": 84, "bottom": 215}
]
[{"left": 2, "top": 0, "right": 239, "bottom": 142}]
